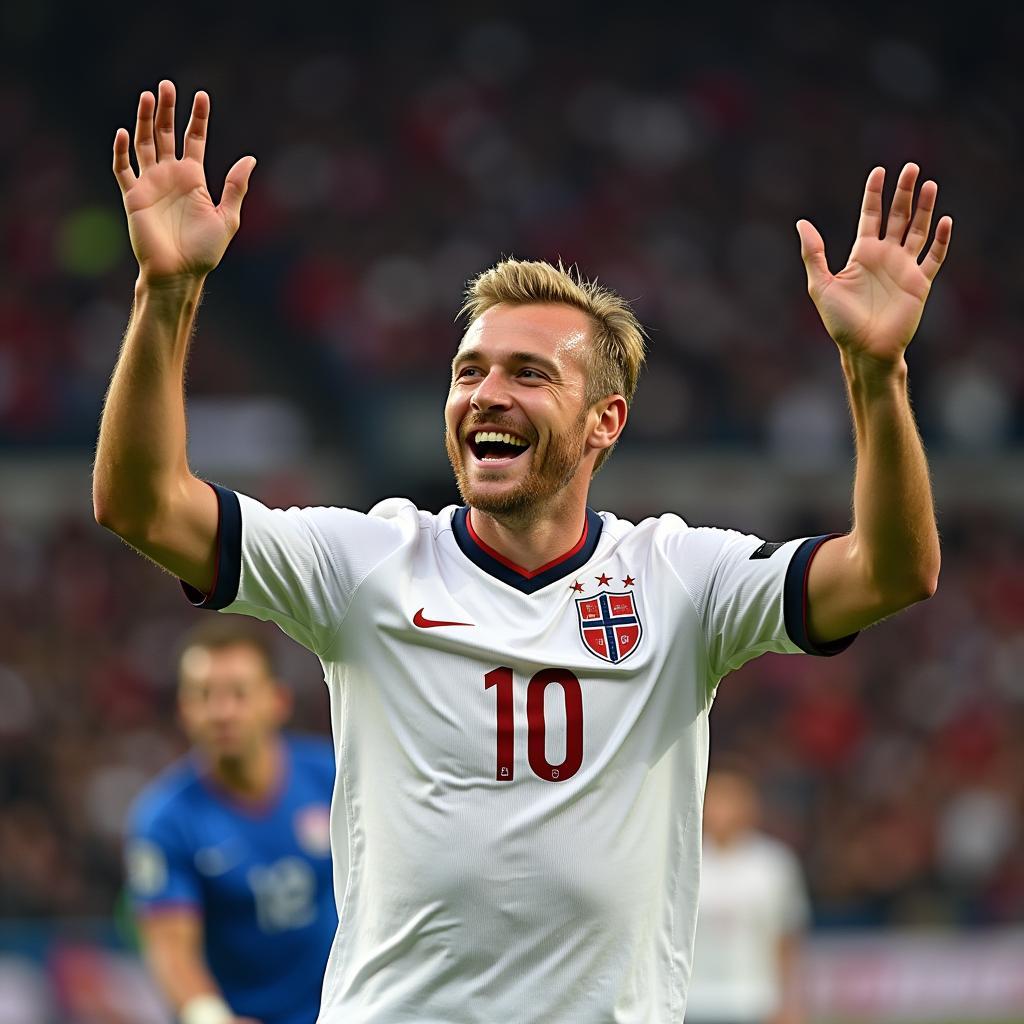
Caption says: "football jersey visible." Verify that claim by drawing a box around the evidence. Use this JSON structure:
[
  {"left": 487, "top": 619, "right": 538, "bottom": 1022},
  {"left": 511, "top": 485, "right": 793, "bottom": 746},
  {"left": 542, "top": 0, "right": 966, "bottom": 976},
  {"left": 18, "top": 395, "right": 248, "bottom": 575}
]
[
  {"left": 185, "top": 484, "right": 852, "bottom": 1024},
  {"left": 125, "top": 734, "right": 338, "bottom": 1024},
  {"left": 687, "top": 833, "right": 810, "bottom": 1022}
]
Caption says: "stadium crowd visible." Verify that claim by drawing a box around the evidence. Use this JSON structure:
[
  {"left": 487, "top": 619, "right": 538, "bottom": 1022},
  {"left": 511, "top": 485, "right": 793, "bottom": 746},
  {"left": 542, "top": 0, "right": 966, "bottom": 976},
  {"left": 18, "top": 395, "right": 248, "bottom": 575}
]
[
  {"left": 1, "top": 6, "right": 1022, "bottom": 456},
  {"left": 1, "top": 3, "right": 1022, "bottom": 933}
]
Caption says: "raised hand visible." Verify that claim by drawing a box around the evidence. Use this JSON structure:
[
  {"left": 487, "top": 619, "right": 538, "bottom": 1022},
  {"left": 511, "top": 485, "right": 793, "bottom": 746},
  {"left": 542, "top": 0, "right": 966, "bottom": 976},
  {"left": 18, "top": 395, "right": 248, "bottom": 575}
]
[
  {"left": 113, "top": 80, "right": 256, "bottom": 285},
  {"left": 796, "top": 164, "right": 952, "bottom": 367}
]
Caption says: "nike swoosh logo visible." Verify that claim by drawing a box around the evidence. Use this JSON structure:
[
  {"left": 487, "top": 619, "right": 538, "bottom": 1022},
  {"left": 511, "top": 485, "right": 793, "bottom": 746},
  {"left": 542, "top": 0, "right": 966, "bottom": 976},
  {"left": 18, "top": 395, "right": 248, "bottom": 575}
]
[{"left": 413, "top": 608, "right": 475, "bottom": 629}]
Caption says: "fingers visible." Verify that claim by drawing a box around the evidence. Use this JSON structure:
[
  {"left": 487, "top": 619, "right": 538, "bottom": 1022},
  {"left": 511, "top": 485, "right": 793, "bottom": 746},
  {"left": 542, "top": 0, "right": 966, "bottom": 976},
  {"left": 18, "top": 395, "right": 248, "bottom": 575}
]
[
  {"left": 921, "top": 215, "right": 953, "bottom": 282},
  {"left": 904, "top": 178, "right": 938, "bottom": 258},
  {"left": 873, "top": 161, "right": 951, "bottom": 275},
  {"left": 183, "top": 91, "right": 210, "bottom": 164},
  {"left": 872, "top": 160, "right": 950, "bottom": 274},
  {"left": 112, "top": 127, "right": 136, "bottom": 192},
  {"left": 796, "top": 219, "right": 831, "bottom": 295},
  {"left": 154, "top": 79, "right": 177, "bottom": 161},
  {"left": 219, "top": 156, "right": 258, "bottom": 229},
  {"left": 856, "top": 167, "right": 886, "bottom": 239},
  {"left": 883, "top": 162, "right": 919, "bottom": 242},
  {"left": 134, "top": 90, "right": 157, "bottom": 170}
]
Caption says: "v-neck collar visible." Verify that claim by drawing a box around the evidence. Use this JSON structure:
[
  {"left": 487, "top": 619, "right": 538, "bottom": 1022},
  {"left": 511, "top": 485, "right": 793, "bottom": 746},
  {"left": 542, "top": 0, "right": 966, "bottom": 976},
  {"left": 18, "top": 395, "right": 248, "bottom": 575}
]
[{"left": 451, "top": 506, "right": 604, "bottom": 594}]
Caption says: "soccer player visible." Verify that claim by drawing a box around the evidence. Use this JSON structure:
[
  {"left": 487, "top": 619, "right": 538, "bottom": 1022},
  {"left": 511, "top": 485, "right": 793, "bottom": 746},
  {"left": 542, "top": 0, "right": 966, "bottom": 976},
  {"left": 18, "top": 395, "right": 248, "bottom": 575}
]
[
  {"left": 95, "top": 80, "right": 950, "bottom": 1022},
  {"left": 687, "top": 765, "right": 811, "bottom": 1024},
  {"left": 124, "top": 620, "right": 337, "bottom": 1024}
]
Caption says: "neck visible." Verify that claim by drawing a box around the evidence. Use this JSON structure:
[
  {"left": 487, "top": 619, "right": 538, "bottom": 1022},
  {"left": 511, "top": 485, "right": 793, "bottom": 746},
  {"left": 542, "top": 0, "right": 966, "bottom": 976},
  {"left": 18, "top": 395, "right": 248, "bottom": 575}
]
[
  {"left": 469, "top": 492, "right": 589, "bottom": 573},
  {"left": 207, "top": 737, "right": 280, "bottom": 800}
]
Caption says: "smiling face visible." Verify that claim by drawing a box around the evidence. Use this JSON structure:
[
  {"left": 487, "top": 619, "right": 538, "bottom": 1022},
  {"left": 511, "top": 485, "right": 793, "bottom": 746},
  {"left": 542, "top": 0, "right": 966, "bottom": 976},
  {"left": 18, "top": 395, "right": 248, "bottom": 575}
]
[{"left": 445, "top": 303, "right": 622, "bottom": 522}]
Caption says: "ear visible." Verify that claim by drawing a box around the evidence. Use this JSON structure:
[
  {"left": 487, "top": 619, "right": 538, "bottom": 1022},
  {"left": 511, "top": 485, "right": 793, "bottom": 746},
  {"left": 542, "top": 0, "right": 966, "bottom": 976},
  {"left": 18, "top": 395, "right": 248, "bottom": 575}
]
[{"left": 587, "top": 394, "right": 628, "bottom": 454}]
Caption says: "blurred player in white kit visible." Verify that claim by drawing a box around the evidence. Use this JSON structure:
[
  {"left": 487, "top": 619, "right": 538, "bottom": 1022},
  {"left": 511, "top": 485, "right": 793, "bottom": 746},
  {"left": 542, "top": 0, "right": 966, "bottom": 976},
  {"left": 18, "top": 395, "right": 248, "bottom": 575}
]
[{"left": 687, "top": 765, "right": 810, "bottom": 1024}]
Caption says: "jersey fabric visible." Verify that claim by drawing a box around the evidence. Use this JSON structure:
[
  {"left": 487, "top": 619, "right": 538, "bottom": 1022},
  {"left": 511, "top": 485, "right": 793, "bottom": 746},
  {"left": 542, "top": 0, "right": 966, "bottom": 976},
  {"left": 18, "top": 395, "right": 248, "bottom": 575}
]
[
  {"left": 185, "top": 484, "right": 853, "bottom": 1024},
  {"left": 686, "top": 833, "right": 810, "bottom": 1022},
  {"left": 125, "top": 734, "right": 338, "bottom": 1024}
]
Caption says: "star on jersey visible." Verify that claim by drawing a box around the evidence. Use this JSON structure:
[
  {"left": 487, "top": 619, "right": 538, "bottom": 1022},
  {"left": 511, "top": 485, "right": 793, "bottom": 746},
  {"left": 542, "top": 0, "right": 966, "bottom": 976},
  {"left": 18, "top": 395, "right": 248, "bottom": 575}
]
[
  {"left": 596, "top": 574, "right": 612, "bottom": 587},
  {"left": 570, "top": 581, "right": 585, "bottom": 593},
  {"left": 622, "top": 576, "right": 635, "bottom": 587}
]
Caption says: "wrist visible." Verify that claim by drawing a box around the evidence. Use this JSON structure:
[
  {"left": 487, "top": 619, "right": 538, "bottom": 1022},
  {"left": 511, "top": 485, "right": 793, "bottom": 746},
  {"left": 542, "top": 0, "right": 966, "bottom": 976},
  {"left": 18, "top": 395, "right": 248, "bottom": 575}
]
[
  {"left": 134, "top": 274, "right": 206, "bottom": 324},
  {"left": 840, "top": 351, "right": 909, "bottom": 395},
  {"left": 135, "top": 272, "right": 207, "bottom": 303},
  {"left": 180, "top": 993, "right": 233, "bottom": 1024}
]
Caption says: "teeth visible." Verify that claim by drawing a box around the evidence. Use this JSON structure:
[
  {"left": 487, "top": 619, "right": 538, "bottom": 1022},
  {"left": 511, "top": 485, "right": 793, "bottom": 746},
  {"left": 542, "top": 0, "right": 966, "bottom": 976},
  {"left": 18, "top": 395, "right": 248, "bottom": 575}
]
[{"left": 474, "top": 431, "right": 528, "bottom": 447}]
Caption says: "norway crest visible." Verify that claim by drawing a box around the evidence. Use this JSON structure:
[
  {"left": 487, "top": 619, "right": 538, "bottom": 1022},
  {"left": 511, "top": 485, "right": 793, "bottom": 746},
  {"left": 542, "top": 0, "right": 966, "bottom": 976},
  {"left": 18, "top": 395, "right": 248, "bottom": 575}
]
[{"left": 575, "top": 591, "right": 643, "bottom": 664}]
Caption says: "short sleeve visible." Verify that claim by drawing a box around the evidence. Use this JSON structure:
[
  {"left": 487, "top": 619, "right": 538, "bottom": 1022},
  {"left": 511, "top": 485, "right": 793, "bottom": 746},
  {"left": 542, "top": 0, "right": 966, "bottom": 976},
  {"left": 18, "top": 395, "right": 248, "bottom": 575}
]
[
  {"left": 667, "top": 524, "right": 856, "bottom": 681},
  {"left": 124, "top": 810, "right": 200, "bottom": 913},
  {"left": 182, "top": 484, "right": 411, "bottom": 654}
]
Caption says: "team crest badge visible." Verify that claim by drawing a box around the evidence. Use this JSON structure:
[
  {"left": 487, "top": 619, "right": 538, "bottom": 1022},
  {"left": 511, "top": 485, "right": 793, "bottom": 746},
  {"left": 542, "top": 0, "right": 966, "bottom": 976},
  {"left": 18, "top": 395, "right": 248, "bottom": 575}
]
[
  {"left": 294, "top": 804, "right": 332, "bottom": 857},
  {"left": 575, "top": 591, "right": 643, "bottom": 664}
]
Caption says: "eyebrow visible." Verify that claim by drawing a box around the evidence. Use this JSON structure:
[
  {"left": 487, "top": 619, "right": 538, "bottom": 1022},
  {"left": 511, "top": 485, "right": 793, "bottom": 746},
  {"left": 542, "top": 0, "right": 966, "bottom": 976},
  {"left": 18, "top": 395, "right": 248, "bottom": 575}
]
[{"left": 452, "top": 348, "right": 561, "bottom": 376}]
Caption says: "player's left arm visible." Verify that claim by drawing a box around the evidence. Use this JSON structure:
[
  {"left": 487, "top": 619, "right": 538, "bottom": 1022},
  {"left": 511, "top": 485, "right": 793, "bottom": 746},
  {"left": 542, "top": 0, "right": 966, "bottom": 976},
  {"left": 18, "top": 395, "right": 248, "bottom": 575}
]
[
  {"left": 795, "top": 163, "right": 952, "bottom": 644},
  {"left": 769, "top": 932, "right": 805, "bottom": 1024}
]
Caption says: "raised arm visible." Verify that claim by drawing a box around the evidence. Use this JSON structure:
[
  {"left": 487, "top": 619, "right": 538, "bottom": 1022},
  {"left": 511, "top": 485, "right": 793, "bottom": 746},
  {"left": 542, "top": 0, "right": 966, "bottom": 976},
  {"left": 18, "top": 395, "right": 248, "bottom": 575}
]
[
  {"left": 93, "top": 81, "right": 256, "bottom": 593},
  {"left": 796, "top": 163, "right": 952, "bottom": 642}
]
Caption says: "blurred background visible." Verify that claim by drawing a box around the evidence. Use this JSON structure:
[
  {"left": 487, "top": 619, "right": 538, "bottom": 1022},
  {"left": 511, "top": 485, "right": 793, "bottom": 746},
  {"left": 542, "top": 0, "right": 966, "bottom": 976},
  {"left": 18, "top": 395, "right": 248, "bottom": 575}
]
[{"left": 1, "top": 2, "right": 1022, "bottom": 1021}]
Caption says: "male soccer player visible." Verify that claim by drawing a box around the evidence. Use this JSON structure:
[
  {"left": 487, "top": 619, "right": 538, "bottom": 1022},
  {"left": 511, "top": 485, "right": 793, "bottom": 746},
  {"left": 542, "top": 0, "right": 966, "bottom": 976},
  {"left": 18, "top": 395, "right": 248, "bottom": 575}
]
[
  {"left": 687, "top": 765, "right": 810, "bottom": 1024},
  {"left": 125, "top": 620, "right": 337, "bottom": 1024},
  {"left": 96, "top": 81, "right": 950, "bottom": 1022}
]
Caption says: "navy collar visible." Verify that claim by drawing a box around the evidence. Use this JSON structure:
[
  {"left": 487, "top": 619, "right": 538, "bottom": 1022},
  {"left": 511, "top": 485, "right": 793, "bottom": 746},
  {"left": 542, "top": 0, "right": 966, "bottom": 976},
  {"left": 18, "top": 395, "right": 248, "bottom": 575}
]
[{"left": 451, "top": 506, "right": 604, "bottom": 594}]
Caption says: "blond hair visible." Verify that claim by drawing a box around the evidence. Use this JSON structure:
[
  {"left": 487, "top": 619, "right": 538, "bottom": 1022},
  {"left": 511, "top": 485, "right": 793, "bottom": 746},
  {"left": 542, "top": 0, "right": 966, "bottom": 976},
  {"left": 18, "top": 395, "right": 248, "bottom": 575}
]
[{"left": 460, "top": 258, "right": 647, "bottom": 471}]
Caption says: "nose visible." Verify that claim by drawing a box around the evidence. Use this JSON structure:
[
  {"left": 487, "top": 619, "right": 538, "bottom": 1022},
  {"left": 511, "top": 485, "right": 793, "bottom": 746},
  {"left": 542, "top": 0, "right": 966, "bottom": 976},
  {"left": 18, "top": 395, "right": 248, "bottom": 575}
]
[
  {"left": 208, "top": 689, "right": 242, "bottom": 722},
  {"left": 470, "top": 368, "right": 512, "bottom": 413}
]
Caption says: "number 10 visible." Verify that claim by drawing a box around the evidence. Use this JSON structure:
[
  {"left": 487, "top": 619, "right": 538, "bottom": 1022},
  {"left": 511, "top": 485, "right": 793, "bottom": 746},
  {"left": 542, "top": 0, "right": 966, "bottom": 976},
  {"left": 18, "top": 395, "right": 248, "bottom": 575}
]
[{"left": 484, "top": 667, "right": 584, "bottom": 783}]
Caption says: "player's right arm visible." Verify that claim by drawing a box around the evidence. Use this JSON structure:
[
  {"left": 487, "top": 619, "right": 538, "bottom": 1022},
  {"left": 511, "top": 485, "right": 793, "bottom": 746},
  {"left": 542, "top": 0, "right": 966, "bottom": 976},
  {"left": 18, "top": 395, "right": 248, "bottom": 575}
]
[
  {"left": 139, "top": 910, "right": 260, "bottom": 1024},
  {"left": 93, "top": 80, "right": 256, "bottom": 595}
]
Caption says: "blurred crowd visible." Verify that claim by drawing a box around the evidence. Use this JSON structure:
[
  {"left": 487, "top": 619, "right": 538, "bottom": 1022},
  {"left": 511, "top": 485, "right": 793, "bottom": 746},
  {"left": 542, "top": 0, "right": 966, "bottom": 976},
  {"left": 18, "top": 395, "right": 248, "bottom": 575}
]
[
  {"left": 1, "top": 3, "right": 1022, "bottom": 932},
  {"left": 2, "top": 5, "right": 1023, "bottom": 458}
]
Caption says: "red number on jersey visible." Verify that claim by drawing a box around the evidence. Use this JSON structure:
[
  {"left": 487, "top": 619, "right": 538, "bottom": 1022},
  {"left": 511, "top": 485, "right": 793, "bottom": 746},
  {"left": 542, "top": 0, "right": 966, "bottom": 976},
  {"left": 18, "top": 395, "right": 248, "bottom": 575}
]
[
  {"left": 527, "top": 669, "right": 584, "bottom": 782},
  {"left": 484, "top": 667, "right": 515, "bottom": 781},
  {"left": 485, "top": 667, "right": 584, "bottom": 783}
]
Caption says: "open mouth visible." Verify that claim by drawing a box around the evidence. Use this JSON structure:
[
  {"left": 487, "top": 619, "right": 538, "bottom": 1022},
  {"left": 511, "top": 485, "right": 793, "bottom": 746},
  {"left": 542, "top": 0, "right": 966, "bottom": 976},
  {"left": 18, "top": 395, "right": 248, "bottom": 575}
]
[{"left": 467, "top": 430, "right": 531, "bottom": 464}]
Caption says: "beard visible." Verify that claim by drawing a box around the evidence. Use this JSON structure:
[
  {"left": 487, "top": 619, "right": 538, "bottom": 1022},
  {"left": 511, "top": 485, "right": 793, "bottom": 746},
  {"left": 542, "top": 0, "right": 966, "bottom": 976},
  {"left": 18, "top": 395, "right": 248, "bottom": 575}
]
[{"left": 445, "top": 407, "right": 589, "bottom": 522}]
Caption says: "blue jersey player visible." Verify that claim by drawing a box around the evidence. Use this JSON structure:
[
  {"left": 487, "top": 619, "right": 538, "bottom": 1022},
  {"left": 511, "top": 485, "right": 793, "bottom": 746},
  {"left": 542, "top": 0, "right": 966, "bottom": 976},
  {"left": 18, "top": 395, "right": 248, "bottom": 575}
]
[{"left": 125, "top": 620, "right": 338, "bottom": 1024}]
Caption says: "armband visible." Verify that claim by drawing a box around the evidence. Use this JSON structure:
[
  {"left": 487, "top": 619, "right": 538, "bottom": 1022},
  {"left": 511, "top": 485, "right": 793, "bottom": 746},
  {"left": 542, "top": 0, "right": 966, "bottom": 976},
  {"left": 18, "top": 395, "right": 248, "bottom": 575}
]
[{"left": 180, "top": 994, "right": 234, "bottom": 1024}]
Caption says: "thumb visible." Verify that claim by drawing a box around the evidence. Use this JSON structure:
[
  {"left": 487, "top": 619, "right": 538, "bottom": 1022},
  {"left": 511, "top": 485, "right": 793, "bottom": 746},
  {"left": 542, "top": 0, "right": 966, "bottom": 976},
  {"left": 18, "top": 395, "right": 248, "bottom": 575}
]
[
  {"left": 219, "top": 155, "right": 257, "bottom": 226},
  {"left": 795, "top": 219, "right": 831, "bottom": 296}
]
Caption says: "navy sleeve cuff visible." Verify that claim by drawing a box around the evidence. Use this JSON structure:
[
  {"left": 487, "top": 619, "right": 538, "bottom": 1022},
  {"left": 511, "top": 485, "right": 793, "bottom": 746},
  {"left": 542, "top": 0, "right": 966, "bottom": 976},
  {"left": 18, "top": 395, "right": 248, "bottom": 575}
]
[
  {"left": 181, "top": 483, "right": 242, "bottom": 610},
  {"left": 783, "top": 535, "right": 858, "bottom": 657}
]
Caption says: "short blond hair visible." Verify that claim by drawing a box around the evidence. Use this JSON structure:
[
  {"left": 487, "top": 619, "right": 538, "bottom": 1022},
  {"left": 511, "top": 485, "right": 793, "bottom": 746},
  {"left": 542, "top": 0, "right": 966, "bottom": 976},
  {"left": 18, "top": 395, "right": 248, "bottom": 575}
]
[{"left": 461, "top": 258, "right": 647, "bottom": 471}]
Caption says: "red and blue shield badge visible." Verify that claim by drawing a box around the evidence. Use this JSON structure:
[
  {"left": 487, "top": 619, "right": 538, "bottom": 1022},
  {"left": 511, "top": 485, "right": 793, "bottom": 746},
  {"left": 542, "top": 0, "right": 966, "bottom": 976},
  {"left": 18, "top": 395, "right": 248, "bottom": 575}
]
[{"left": 576, "top": 591, "right": 643, "bottom": 664}]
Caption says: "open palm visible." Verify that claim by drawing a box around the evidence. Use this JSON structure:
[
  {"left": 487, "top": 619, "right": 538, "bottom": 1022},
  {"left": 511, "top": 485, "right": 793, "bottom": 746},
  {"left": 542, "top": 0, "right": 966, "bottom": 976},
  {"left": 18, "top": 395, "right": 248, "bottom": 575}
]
[
  {"left": 113, "top": 81, "right": 255, "bottom": 283},
  {"left": 797, "top": 164, "right": 952, "bottom": 364}
]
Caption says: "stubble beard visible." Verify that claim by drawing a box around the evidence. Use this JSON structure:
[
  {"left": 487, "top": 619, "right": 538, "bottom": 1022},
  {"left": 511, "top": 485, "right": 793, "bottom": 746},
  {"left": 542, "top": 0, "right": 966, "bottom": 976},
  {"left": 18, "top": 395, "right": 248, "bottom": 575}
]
[{"left": 445, "top": 408, "right": 589, "bottom": 525}]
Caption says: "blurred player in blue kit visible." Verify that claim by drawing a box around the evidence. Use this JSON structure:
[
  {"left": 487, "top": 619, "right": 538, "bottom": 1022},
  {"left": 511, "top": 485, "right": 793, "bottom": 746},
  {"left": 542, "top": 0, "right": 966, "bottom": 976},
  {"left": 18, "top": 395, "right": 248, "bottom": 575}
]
[
  {"left": 125, "top": 620, "right": 337, "bottom": 1024},
  {"left": 98, "top": 80, "right": 951, "bottom": 1022}
]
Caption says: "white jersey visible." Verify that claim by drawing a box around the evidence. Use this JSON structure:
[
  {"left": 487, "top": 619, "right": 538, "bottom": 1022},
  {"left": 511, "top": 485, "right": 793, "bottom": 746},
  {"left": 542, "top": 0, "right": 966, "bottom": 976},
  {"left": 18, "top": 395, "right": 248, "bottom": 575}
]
[
  {"left": 686, "top": 833, "right": 810, "bottom": 1022},
  {"left": 186, "top": 485, "right": 851, "bottom": 1024}
]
